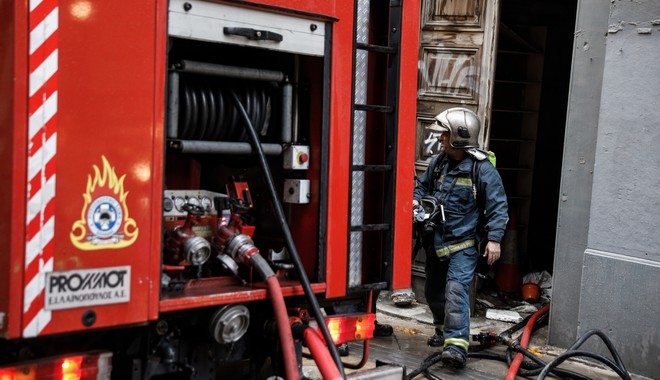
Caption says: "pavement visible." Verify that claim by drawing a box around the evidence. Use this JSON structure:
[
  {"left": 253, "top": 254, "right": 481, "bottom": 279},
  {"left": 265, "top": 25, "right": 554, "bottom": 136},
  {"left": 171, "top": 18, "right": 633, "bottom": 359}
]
[{"left": 302, "top": 289, "right": 655, "bottom": 380}]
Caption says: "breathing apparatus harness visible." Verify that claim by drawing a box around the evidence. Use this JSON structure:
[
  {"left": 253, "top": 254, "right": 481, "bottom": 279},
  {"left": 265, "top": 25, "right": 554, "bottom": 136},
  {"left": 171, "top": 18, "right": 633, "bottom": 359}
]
[{"left": 412, "top": 148, "right": 495, "bottom": 257}]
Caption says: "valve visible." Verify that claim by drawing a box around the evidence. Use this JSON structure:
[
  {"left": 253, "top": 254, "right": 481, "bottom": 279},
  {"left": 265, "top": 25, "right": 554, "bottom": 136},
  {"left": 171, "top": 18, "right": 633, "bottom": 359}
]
[
  {"left": 164, "top": 204, "right": 212, "bottom": 266},
  {"left": 472, "top": 331, "right": 498, "bottom": 346},
  {"left": 214, "top": 226, "right": 260, "bottom": 267},
  {"left": 212, "top": 223, "right": 270, "bottom": 274}
]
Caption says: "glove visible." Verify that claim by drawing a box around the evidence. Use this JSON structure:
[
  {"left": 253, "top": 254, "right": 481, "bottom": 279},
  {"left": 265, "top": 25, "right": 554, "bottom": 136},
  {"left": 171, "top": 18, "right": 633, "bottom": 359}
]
[{"left": 413, "top": 204, "right": 426, "bottom": 223}]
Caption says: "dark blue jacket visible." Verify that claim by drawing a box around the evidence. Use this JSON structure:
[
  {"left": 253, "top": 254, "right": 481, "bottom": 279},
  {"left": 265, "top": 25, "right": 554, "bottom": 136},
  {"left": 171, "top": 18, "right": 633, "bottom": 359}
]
[{"left": 414, "top": 154, "right": 508, "bottom": 252}]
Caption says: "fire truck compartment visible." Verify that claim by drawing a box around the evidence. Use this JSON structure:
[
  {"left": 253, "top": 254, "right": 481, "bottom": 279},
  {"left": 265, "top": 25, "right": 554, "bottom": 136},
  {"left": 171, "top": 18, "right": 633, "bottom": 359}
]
[{"left": 161, "top": 1, "right": 329, "bottom": 311}]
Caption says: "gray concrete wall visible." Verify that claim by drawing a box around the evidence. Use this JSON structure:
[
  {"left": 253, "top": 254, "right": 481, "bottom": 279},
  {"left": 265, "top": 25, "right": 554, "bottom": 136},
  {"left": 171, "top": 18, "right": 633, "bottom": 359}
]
[
  {"left": 554, "top": 0, "right": 660, "bottom": 377},
  {"left": 578, "top": 250, "right": 660, "bottom": 377},
  {"left": 549, "top": 0, "right": 608, "bottom": 348},
  {"left": 580, "top": 1, "right": 660, "bottom": 376},
  {"left": 588, "top": 0, "right": 660, "bottom": 263}
]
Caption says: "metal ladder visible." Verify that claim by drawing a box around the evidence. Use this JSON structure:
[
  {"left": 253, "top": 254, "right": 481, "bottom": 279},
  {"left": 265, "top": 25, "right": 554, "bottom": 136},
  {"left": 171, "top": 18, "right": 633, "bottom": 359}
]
[{"left": 348, "top": 0, "right": 403, "bottom": 290}]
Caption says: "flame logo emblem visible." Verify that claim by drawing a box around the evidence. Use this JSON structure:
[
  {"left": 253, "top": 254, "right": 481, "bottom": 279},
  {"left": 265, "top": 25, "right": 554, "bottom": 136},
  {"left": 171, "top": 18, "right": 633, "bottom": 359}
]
[{"left": 70, "top": 156, "right": 139, "bottom": 250}]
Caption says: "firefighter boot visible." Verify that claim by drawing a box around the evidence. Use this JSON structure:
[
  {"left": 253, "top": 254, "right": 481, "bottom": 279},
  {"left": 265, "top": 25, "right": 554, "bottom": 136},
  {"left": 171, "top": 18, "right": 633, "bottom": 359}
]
[
  {"left": 427, "top": 328, "right": 444, "bottom": 347},
  {"left": 441, "top": 346, "right": 466, "bottom": 369},
  {"left": 337, "top": 343, "right": 350, "bottom": 357},
  {"left": 373, "top": 320, "right": 393, "bottom": 337}
]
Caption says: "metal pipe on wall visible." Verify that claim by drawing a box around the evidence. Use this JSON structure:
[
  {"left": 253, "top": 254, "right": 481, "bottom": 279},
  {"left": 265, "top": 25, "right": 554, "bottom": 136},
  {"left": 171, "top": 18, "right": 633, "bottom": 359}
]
[
  {"left": 167, "top": 72, "right": 180, "bottom": 138},
  {"left": 176, "top": 60, "right": 285, "bottom": 82},
  {"left": 281, "top": 81, "right": 293, "bottom": 143},
  {"left": 169, "top": 140, "right": 283, "bottom": 155}
]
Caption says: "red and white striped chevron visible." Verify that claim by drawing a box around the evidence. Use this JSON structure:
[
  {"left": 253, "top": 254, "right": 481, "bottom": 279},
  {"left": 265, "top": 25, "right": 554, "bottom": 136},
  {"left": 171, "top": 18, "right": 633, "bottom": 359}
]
[{"left": 24, "top": 0, "right": 58, "bottom": 338}]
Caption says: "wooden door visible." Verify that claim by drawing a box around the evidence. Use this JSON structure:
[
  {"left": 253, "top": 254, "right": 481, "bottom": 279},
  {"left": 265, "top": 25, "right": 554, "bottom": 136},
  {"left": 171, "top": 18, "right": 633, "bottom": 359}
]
[{"left": 415, "top": 0, "right": 500, "bottom": 170}]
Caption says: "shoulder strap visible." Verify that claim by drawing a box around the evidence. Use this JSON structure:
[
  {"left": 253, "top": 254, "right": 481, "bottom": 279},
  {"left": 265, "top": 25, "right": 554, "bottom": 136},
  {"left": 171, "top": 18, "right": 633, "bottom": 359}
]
[
  {"left": 470, "top": 149, "right": 495, "bottom": 203},
  {"left": 472, "top": 154, "right": 495, "bottom": 212},
  {"left": 428, "top": 153, "right": 445, "bottom": 193},
  {"left": 472, "top": 159, "right": 483, "bottom": 201},
  {"left": 430, "top": 152, "right": 490, "bottom": 204}
]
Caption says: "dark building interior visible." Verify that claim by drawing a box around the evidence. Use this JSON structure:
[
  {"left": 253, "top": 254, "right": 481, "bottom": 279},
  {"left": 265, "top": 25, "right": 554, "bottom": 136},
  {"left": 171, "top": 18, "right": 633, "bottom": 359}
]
[{"left": 489, "top": 0, "right": 577, "bottom": 276}]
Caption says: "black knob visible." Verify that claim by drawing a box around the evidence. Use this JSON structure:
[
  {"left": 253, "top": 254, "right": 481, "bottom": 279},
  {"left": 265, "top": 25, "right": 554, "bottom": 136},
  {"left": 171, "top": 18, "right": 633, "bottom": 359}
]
[{"left": 82, "top": 310, "right": 96, "bottom": 327}]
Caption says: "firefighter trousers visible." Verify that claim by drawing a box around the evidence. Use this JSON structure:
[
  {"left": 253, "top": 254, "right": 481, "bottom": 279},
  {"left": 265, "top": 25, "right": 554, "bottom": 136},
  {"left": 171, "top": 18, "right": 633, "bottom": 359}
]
[{"left": 424, "top": 246, "right": 478, "bottom": 353}]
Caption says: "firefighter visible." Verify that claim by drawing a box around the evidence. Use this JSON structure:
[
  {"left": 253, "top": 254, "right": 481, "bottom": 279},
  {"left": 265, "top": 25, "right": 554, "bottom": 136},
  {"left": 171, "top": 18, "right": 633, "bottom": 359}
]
[{"left": 413, "top": 107, "right": 508, "bottom": 368}]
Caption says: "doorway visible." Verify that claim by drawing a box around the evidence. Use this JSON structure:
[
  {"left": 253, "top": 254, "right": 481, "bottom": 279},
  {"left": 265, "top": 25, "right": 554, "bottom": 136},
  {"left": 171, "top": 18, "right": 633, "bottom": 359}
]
[
  {"left": 411, "top": 0, "right": 578, "bottom": 301},
  {"left": 489, "top": 0, "right": 577, "bottom": 276}
]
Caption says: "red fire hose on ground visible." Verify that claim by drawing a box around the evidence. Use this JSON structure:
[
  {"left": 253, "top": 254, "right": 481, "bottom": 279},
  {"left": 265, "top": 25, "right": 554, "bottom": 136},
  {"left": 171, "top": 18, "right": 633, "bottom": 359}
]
[{"left": 505, "top": 304, "right": 550, "bottom": 380}]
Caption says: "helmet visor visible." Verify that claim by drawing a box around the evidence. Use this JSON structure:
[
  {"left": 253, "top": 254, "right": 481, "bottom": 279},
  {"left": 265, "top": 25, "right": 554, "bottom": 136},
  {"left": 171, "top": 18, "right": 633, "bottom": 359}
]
[{"left": 429, "top": 120, "right": 449, "bottom": 133}]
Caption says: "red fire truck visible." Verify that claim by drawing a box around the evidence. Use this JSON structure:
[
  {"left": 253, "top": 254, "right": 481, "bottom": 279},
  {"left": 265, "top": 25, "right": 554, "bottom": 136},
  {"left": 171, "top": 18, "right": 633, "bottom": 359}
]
[{"left": 0, "top": 0, "right": 419, "bottom": 378}]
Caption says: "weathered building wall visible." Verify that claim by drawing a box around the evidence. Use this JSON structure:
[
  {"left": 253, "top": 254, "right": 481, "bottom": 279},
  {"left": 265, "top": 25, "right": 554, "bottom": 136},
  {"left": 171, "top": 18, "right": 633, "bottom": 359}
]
[
  {"left": 553, "top": 0, "right": 660, "bottom": 377},
  {"left": 550, "top": 0, "right": 608, "bottom": 350}
]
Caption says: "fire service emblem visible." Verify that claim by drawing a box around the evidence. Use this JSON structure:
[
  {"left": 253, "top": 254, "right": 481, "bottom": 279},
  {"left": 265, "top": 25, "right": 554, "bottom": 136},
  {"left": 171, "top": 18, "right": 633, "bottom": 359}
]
[{"left": 70, "top": 156, "right": 139, "bottom": 250}]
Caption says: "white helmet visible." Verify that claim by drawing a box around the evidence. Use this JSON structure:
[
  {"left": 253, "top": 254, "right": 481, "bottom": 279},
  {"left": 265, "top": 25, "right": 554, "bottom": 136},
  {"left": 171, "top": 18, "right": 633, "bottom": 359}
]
[{"left": 430, "top": 107, "right": 481, "bottom": 149}]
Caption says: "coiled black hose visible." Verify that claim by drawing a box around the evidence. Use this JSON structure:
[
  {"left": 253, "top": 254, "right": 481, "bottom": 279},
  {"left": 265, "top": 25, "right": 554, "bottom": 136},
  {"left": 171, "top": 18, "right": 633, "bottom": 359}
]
[
  {"left": 180, "top": 79, "right": 271, "bottom": 142},
  {"left": 229, "top": 90, "right": 346, "bottom": 378}
]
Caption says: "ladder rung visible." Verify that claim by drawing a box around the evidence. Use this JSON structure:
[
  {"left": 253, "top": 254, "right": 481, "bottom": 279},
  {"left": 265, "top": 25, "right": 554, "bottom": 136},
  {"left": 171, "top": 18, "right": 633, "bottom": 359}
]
[
  {"left": 350, "top": 224, "right": 390, "bottom": 232},
  {"left": 356, "top": 42, "right": 396, "bottom": 54},
  {"left": 355, "top": 104, "right": 393, "bottom": 113},
  {"left": 352, "top": 165, "right": 392, "bottom": 172}
]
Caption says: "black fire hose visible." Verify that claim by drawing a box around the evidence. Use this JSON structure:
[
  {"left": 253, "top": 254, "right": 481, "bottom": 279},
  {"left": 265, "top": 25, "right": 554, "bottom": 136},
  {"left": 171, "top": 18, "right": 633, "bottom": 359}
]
[
  {"left": 505, "top": 345, "right": 591, "bottom": 380},
  {"left": 406, "top": 307, "right": 593, "bottom": 380},
  {"left": 502, "top": 315, "right": 630, "bottom": 380},
  {"left": 501, "top": 313, "right": 580, "bottom": 378},
  {"left": 537, "top": 329, "right": 631, "bottom": 380},
  {"left": 485, "top": 313, "right": 630, "bottom": 380},
  {"left": 501, "top": 309, "right": 593, "bottom": 380},
  {"left": 229, "top": 91, "right": 346, "bottom": 378},
  {"left": 404, "top": 352, "right": 442, "bottom": 380},
  {"left": 405, "top": 310, "right": 537, "bottom": 379}
]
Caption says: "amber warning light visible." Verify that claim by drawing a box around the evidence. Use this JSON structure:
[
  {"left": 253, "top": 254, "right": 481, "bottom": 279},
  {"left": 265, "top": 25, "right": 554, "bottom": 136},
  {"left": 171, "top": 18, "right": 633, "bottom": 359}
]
[
  {"left": 309, "top": 313, "right": 376, "bottom": 345},
  {"left": 0, "top": 351, "right": 112, "bottom": 380}
]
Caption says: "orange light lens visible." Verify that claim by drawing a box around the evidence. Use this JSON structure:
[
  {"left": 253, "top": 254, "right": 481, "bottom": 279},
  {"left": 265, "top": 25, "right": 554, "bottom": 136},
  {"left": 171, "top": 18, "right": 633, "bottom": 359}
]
[
  {"left": 60, "top": 356, "right": 82, "bottom": 380},
  {"left": 0, "top": 369, "right": 14, "bottom": 380},
  {"left": 0, "top": 366, "right": 35, "bottom": 380},
  {"left": 321, "top": 313, "right": 376, "bottom": 345},
  {"left": 0, "top": 352, "right": 110, "bottom": 380}
]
